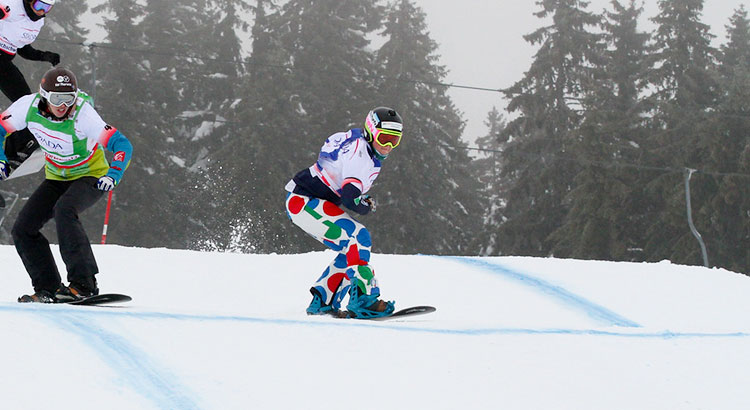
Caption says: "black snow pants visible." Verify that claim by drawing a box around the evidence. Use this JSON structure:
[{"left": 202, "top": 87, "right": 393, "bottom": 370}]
[
  {"left": 12, "top": 177, "right": 104, "bottom": 293},
  {"left": 0, "top": 58, "right": 39, "bottom": 169},
  {"left": 0, "top": 57, "right": 31, "bottom": 101}
]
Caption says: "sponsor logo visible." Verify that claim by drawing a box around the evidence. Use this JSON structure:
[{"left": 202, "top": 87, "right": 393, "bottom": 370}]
[
  {"left": 114, "top": 151, "right": 126, "bottom": 162},
  {"left": 38, "top": 138, "right": 64, "bottom": 151},
  {"left": 30, "top": 126, "right": 75, "bottom": 155},
  {"left": 381, "top": 121, "right": 403, "bottom": 131},
  {"left": 2, "top": 114, "right": 11, "bottom": 120},
  {"left": 55, "top": 76, "right": 73, "bottom": 88},
  {"left": 0, "top": 42, "right": 17, "bottom": 54},
  {"left": 45, "top": 152, "right": 81, "bottom": 163}
]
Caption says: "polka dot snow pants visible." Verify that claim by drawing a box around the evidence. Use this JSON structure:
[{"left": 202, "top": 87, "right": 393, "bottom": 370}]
[{"left": 285, "top": 192, "right": 380, "bottom": 310}]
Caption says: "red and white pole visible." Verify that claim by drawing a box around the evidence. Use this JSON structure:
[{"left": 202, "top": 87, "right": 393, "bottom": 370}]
[{"left": 101, "top": 190, "right": 113, "bottom": 244}]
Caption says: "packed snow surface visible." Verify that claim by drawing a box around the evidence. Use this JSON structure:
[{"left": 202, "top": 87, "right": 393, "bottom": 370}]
[{"left": 1, "top": 245, "right": 748, "bottom": 409}]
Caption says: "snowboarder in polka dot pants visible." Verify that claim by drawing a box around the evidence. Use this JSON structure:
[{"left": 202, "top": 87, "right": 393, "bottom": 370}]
[{"left": 285, "top": 107, "right": 403, "bottom": 319}]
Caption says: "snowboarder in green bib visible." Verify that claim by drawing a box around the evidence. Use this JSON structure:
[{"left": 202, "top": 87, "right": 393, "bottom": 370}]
[{"left": 0, "top": 67, "right": 133, "bottom": 303}]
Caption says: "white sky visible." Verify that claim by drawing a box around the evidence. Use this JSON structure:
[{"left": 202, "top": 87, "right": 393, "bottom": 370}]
[{"left": 417, "top": 0, "right": 750, "bottom": 142}]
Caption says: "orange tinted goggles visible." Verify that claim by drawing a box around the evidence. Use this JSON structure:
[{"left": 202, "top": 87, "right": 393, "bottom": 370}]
[{"left": 374, "top": 129, "right": 402, "bottom": 148}]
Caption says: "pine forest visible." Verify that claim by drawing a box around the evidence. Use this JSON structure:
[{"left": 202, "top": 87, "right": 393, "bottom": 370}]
[{"left": 1, "top": 0, "right": 748, "bottom": 275}]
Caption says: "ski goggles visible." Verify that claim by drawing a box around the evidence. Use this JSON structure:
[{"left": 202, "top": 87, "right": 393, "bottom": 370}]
[
  {"left": 372, "top": 128, "right": 403, "bottom": 148},
  {"left": 39, "top": 88, "right": 77, "bottom": 107},
  {"left": 31, "top": 0, "right": 53, "bottom": 13}
]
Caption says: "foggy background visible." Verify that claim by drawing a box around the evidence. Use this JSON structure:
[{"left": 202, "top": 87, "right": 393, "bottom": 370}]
[
  {"left": 1, "top": 0, "right": 748, "bottom": 275},
  {"left": 79, "top": 0, "right": 750, "bottom": 143},
  {"left": 419, "top": 0, "right": 750, "bottom": 142}
]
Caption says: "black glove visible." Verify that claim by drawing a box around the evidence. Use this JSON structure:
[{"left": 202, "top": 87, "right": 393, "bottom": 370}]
[
  {"left": 358, "top": 195, "right": 376, "bottom": 213},
  {"left": 41, "top": 51, "right": 60, "bottom": 66}
]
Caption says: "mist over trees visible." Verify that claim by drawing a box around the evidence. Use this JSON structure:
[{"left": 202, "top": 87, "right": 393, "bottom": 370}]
[
  {"left": 0, "top": 0, "right": 748, "bottom": 274},
  {"left": 485, "top": 0, "right": 750, "bottom": 273}
]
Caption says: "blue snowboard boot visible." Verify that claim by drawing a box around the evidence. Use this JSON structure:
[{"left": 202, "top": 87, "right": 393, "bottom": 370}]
[
  {"left": 306, "top": 287, "right": 336, "bottom": 315},
  {"left": 346, "top": 285, "right": 395, "bottom": 319}
]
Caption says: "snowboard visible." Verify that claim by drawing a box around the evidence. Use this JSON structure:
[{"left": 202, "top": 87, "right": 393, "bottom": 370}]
[
  {"left": 336, "top": 305, "right": 436, "bottom": 320},
  {"left": 65, "top": 293, "right": 132, "bottom": 306},
  {"left": 6, "top": 149, "right": 44, "bottom": 180},
  {"left": 372, "top": 305, "right": 436, "bottom": 321}
]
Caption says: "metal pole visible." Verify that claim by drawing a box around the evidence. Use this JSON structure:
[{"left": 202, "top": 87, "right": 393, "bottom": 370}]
[
  {"left": 87, "top": 42, "right": 112, "bottom": 244},
  {"left": 684, "top": 168, "right": 709, "bottom": 267}
]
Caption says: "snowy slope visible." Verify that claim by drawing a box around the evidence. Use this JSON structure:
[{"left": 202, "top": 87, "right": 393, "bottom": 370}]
[{"left": 1, "top": 245, "right": 749, "bottom": 410}]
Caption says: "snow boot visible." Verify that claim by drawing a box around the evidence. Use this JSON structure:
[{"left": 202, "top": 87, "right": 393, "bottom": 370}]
[
  {"left": 18, "top": 289, "right": 56, "bottom": 303},
  {"left": 55, "top": 280, "right": 99, "bottom": 302},
  {"left": 346, "top": 284, "right": 395, "bottom": 319},
  {"left": 306, "top": 287, "right": 336, "bottom": 315}
]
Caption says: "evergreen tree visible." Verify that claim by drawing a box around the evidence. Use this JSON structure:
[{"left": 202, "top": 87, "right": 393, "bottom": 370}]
[
  {"left": 90, "top": 0, "right": 165, "bottom": 246},
  {"left": 719, "top": 6, "right": 750, "bottom": 75},
  {"left": 152, "top": 0, "right": 249, "bottom": 249},
  {"left": 92, "top": 0, "right": 248, "bottom": 248},
  {"left": 90, "top": 0, "right": 146, "bottom": 126},
  {"left": 649, "top": 0, "right": 717, "bottom": 131},
  {"left": 550, "top": 0, "right": 653, "bottom": 261},
  {"left": 695, "top": 7, "right": 750, "bottom": 272},
  {"left": 472, "top": 107, "right": 507, "bottom": 255},
  {"left": 643, "top": 0, "right": 719, "bottom": 264},
  {"left": 496, "top": 0, "right": 603, "bottom": 256},
  {"left": 188, "top": 0, "right": 257, "bottom": 251},
  {"left": 275, "top": 0, "right": 380, "bottom": 125},
  {"left": 135, "top": 0, "right": 203, "bottom": 245},
  {"left": 186, "top": 0, "right": 248, "bottom": 165},
  {"left": 372, "top": 0, "right": 484, "bottom": 254},
  {"left": 192, "top": 0, "right": 282, "bottom": 251}
]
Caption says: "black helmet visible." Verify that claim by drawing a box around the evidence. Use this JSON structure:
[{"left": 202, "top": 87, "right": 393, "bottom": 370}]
[
  {"left": 39, "top": 67, "right": 78, "bottom": 107},
  {"left": 364, "top": 107, "right": 403, "bottom": 147}
]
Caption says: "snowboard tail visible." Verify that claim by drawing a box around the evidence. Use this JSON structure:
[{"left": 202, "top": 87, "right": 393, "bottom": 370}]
[
  {"left": 372, "top": 305, "right": 435, "bottom": 320},
  {"left": 66, "top": 293, "right": 132, "bottom": 306},
  {"left": 335, "top": 305, "right": 436, "bottom": 320},
  {"left": 6, "top": 148, "right": 44, "bottom": 180}
]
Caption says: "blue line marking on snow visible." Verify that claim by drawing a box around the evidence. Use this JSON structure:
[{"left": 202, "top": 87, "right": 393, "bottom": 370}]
[
  {"left": 2, "top": 304, "right": 746, "bottom": 340},
  {"left": 444, "top": 256, "right": 642, "bottom": 328},
  {"left": 37, "top": 310, "right": 200, "bottom": 410}
]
